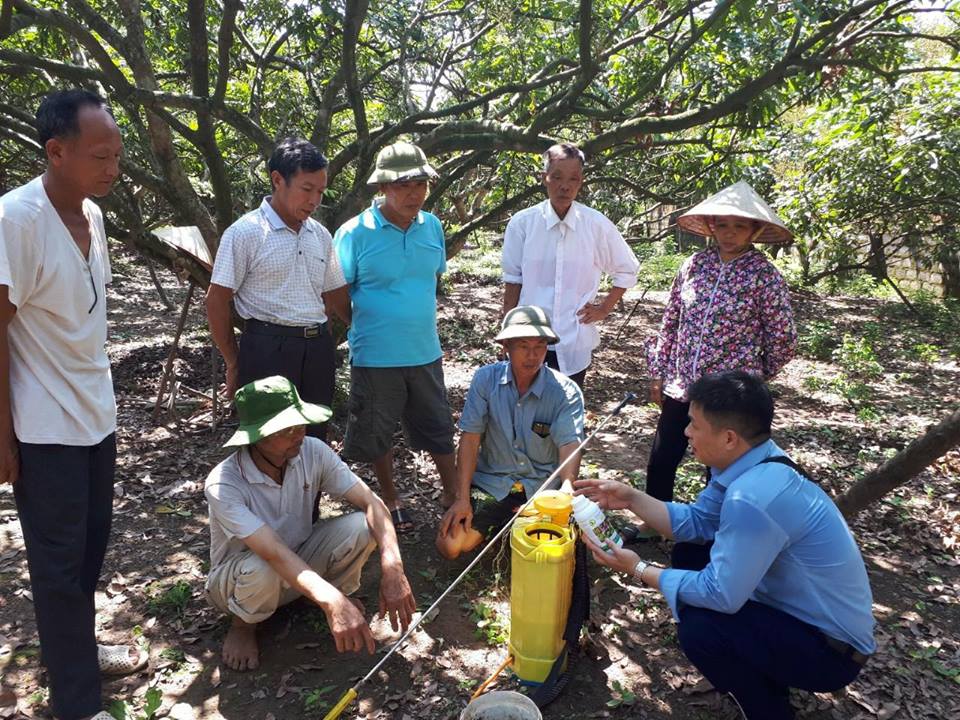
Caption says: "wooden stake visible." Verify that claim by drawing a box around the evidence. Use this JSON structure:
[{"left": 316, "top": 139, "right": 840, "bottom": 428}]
[{"left": 153, "top": 281, "right": 197, "bottom": 420}]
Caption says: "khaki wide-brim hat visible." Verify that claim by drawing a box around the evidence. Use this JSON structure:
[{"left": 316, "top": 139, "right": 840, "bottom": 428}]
[
  {"left": 224, "top": 375, "right": 332, "bottom": 447},
  {"left": 367, "top": 142, "right": 439, "bottom": 187},
  {"left": 494, "top": 305, "right": 560, "bottom": 344},
  {"left": 678, "top": 180, "right": 793, "bottom": 244}
]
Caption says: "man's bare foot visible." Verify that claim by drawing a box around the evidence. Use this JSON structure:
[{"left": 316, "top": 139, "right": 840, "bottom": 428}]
[{"left": 222, "top": 616, "right": 259, "bottom": 671}]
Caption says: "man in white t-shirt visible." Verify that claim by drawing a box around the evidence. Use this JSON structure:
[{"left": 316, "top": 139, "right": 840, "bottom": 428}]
[
  {"left": 204, "top": 376, "right": 415, "bottom": 671},
  {"left": 206, "top": 137, "right": 350, "bottom": 441},
  {"left": 0, "top": 90, "right": 143, "bottom": 720},
  {"left": 502, "top": 143, "right": 639, "bottom": 390}
]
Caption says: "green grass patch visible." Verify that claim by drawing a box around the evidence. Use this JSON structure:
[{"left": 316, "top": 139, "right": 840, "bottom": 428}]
[
  {"left": 108, "top": 687, "right": 162, "bottom": 720},
  {"left": 303, "top": 685, "right": 338, "bottom": 715},
  {"left": 635, "top": 252, "right": 686, "bottom": 291},
  {"left": 466, "top": 598, "right": 509, "bottom": 646},
  {"left": 798, "top": 319, "right": 837, "bottom": 361},
  {"left": 674, "top": 458, "right": 707, "bottom": 504},
  {"left": 146, "top": 580, "right": 192, "bottom": 619},
  {"left": 447, "top": 240, "right": 502, "bottom": 284}
]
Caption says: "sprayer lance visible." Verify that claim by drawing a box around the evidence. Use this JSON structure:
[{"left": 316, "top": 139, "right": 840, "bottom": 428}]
[{"left": 321, "top": 391, "right": 637, "bottom": 720}]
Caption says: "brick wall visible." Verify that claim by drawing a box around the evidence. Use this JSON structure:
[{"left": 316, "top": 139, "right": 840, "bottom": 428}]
[{"left": 886, "top": 246, "right": 948, "bottom": 297}]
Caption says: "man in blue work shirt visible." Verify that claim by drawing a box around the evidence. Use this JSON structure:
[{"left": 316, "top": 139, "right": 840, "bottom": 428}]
[
  {"left": 436, "top": 306, "right": 584, "bottom": 559},
  {"left": 575, "top": 371, "right": 875, "bottom": 720},
  {"left": 334, "top": 142, "right": 457, "bottom": 534}
]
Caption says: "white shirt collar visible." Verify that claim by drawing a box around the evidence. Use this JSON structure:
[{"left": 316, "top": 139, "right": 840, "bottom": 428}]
[
  {"left": 259, "top": 197, "right": 304, "bottom": 234},
  {"left": 540, "top": 199, "right": 580, "bottom": 232}
]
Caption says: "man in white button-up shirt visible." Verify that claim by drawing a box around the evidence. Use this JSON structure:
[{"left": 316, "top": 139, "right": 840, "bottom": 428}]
[
  {"left": 207, "top": 138, "right": 350, "bottom": 440},
  {"left": 502, "top": 143, "right": 639, "bottom": 389}
]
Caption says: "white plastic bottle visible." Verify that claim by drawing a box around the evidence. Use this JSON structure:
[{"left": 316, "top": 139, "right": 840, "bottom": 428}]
[{"left": 571, "top": 494, "right": 623, "bottom": 553}]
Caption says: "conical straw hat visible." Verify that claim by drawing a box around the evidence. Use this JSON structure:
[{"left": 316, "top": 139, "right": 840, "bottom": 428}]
[{"left": 678, "top": 180, "right": 793, "bottom": 244}]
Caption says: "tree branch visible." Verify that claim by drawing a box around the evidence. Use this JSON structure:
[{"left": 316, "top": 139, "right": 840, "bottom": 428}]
[
  {"left": 10, "top": 0, "right": 130, "bottom": 88},
  {"left": 836, "top": 408, "right": 960, "bottom": 518},
  {"left": 444, "top": 185, "right": 542, "bottom": 258},
  {"left": 0, "top": 47, "right": 103, "bottom": 83},
  {"left": 342, "top": 0, "right": 370, "bottom": 142},
  {"left": 188, "top": 0, "right": 233, "bottom": 232},
  {"left": 0, "top": 0, "right": 13, "bottom": 38},
  {"left": 213, "top": 0, "right": 240, "bottom": 103}
]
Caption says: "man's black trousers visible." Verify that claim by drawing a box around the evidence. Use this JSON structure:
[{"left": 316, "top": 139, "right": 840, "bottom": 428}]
[
  {"left": 238, "top": 321, "right": 337, "bottom": 440},
  {"left": 672, "top": 534, "right": 864, "bottom": 719},
  {"left": 14, "top": 434, "right": 116, "bottom": 720}
]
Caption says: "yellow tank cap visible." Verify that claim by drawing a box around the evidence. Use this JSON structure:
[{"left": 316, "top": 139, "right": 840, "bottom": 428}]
[{"left": 533, "top": 491, "right": 573, "bottom": 526}]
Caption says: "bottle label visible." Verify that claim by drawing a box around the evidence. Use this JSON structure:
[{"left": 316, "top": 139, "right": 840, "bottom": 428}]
[{"left": 585, "top": 517, "right": 623, "bottom": 550}]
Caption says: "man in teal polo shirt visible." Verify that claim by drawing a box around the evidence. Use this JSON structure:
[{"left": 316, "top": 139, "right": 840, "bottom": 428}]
[{"left": 334, "top": 142, "right": 457, "bottom": 533}]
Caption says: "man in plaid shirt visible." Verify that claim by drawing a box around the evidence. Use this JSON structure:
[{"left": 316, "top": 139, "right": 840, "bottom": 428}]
[{"left": 207, "top": 137, "right": 350, "bottom": 440}]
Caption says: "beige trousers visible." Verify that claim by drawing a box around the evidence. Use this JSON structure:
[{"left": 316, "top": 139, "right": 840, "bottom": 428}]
[{"left": 205, "top": 512, "right": 376, "bottom": 624}]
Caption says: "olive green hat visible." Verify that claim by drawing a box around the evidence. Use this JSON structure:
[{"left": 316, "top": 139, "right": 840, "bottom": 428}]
[
  {"left": 223, "top": 376, "right": 331, "bottom": 447},
  {"left": 367, "top": 142, "right": 439, "bottom": 186},
  {"left": 494, "top": 305, "right": 560, "bottom": 344}
]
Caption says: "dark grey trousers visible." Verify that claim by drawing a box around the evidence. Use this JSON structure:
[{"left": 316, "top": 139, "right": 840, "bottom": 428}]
[
  {"left": 14, "top": 433, "right": 116, "bottom": 720},
  {"left": 238, "top": 323, "right": 337, "bottom": 441}
]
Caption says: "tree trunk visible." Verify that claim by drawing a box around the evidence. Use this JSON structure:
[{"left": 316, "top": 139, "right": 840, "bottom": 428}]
[
  {"left": 937, "top": 226, "right": 960, "bottom": 300},
  {"left": 835, "top": 407, "right": 960, "bottom": 518},
  {"left": 867, "top": 232, "right": 887, "bottom": 280}
]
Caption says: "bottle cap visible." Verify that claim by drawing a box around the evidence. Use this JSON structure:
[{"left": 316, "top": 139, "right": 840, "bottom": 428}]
[{"left": 533, "top": 491, "right": 573, "bottom": 525}]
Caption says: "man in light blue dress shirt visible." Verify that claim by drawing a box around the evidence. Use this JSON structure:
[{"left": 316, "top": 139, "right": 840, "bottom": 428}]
[
  {"left": 436, "top": 306, "right": 584, "bottom": 559},
  {"left": 575, "top": 371, "right": 875, "bottom": 719}
]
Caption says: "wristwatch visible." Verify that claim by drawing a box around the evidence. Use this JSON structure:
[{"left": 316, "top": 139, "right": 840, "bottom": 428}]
[{"left": 632, "top": 559, "right": 650, "bottom": 584}]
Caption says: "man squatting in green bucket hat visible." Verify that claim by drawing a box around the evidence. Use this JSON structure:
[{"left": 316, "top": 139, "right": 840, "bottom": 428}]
[
  {"left": 202, "top": 376, "right": 416, "bottom": 671},
  {"left": 436, "top": 306, "right": 585, "bottom": 559}
]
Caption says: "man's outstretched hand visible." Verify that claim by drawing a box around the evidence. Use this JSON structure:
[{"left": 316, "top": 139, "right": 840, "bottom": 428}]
[
  {"left": 324, "top": 593, "right": 376, "bottom": 654},
  {"left": 574, "top": 477, "right": 638, "bottom": 511},
  {"left": 379, "top": 565, "right": 416, "bottom": 632}
]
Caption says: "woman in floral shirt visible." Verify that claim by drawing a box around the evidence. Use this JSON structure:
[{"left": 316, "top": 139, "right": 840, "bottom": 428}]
[{"left": 644, "top": 181, "right": 797, "bottom": 504}]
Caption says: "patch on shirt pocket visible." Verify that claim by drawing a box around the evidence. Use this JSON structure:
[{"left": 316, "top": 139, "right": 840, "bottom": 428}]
[{"left": 526, "top": 431, "right": 555, "bottom": 464}]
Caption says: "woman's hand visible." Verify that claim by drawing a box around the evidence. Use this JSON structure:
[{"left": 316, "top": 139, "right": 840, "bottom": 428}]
[{"left": 649, "top": 378, "right": 663, "bottom": 406}]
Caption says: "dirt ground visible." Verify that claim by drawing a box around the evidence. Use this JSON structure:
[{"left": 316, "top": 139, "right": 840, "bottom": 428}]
[{"left": 0, "top": 243, "right": 958, "bottom": 720}]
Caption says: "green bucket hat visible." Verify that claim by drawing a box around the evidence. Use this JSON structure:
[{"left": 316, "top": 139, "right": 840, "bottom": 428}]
[
  {"left": 494, "top": 305, "right": 560, "bottom": 344},
  {"left": 367, "top": 142, "right": 439, "bottom": 186},
  {"left": 223, "top": 376, "right": 332, "bottom": 448}
]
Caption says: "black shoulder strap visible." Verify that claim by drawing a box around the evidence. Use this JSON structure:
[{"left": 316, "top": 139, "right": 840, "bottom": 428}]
[{"left": 759, "top": 455, "right": 819, "bottom": 484}]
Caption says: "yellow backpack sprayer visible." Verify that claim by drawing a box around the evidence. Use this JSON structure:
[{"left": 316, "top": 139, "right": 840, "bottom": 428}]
[
  {"left": 321, "top": 393, "right": 635, "bottom": 720},
  {"left": 508, "top": 492, "right": 577, "bottom": 684}
]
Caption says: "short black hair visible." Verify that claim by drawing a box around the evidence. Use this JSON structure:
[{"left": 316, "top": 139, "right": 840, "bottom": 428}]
[
  {"left": 268, "top": 137, "right": 328, "bottom": 185},
  {"left": 36, "top": 89, "right": 109, "bottom": 147},
  {"left": 687, "top": 371, "right": 774, "bottom": 445}
]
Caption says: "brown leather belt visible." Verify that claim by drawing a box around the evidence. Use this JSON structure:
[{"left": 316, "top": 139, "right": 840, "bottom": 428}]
[{"left": 822, "top": 634, "right": 870, "bottom": 666}]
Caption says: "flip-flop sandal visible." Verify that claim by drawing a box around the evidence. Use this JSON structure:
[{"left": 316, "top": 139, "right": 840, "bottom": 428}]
[
  {"left": 389, "top": 507, "right": 415, "bottom": 534},
  {"left": 98, "top": 644, "right": 149, "bottom": 675}
]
